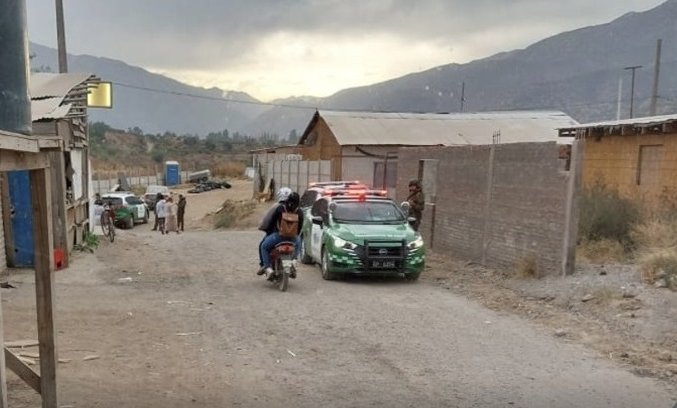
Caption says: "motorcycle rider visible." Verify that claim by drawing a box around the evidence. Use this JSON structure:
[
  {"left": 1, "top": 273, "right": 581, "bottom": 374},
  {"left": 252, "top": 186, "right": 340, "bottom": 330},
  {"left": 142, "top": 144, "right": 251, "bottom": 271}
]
[
  {"left": 257, "top": 187, "right": 292, "bottom": 271},
  {"left": 258, "top": 191, "right": 304, "bottom": 280}
]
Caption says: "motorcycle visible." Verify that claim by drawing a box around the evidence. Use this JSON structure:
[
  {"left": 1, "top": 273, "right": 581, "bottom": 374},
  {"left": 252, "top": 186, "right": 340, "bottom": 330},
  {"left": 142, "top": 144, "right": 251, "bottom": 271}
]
[{"left": 266, "top": 241, "right": 297, "bottom": 292}]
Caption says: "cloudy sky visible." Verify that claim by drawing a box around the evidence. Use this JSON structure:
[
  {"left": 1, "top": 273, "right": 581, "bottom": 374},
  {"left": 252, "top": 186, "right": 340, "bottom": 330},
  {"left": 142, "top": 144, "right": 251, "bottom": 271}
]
[{"left": 26, "top": 0, "right": 666, "bottom": 101}]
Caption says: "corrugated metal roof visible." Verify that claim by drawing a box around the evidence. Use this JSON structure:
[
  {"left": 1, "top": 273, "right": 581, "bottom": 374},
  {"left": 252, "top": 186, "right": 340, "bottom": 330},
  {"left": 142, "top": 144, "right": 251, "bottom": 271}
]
[
  {"left": 31, "top": 99, "right": 72, "bottom": 121},
  {"left": 558, "top": 113, "right": 677, "bottom": 130},
  {"left": 30, "top": 72, "right": 92, "bottom": 100},
  {"left": 311, "top": 110, "right": 578, "bottom": 146}
]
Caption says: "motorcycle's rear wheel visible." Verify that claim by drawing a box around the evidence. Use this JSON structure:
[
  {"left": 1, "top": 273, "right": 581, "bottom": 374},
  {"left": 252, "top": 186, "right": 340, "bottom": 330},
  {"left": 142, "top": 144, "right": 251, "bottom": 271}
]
[{"left": 278, "top": 267, "right": 289, "bottom": 292}]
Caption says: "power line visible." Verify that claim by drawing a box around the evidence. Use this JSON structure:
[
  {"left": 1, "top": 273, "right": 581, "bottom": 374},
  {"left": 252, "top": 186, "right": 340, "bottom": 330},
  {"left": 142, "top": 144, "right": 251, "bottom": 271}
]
[
  {"left": 113, "top": 81, "right": 319, "bottom": 111},
  {"left": 112, "top": 80, "right": 677, "bottom": 115}
]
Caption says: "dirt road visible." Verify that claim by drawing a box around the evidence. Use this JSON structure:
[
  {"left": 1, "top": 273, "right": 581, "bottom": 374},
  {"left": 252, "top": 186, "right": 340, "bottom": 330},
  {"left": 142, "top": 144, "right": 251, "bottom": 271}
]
[{"left": 2, "top": 212, "right": 675, "bottom": 406}]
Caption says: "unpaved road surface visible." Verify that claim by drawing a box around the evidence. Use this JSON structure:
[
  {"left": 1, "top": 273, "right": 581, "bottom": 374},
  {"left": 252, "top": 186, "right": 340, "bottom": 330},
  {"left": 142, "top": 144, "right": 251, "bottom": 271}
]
[{"left": 2, "top": 220, "right": 675, "bottom": 407}]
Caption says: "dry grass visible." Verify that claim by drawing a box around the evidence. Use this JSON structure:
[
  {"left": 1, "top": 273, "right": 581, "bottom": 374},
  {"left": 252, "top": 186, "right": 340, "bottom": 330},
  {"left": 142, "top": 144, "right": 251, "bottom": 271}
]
[
  {"left": 212, "top": 162, "right": 247, "bottom": 179},
  {"left": 631, "top": 217, "right": 677, "bottom": 251},
  {"left": 637, "top": 250, "right": 677, "bottom": 288},
  {"left": 578, "top": 238, "right": 626, "bottom": 264},
  {"left": 590, "top": 286, "right": 621, "bottom": 304},
  {"left": 514, "top": 254, "right": 539, "bottom": 279},
  {"left": 632, "top": 216, "right": 677, "bottom": 288}
]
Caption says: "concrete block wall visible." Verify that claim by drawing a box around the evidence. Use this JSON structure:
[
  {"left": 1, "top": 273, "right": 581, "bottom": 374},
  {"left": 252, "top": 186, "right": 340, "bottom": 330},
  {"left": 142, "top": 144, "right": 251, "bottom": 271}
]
[{"left": 397, "top": 142, "right": 571, "bottom": 276}]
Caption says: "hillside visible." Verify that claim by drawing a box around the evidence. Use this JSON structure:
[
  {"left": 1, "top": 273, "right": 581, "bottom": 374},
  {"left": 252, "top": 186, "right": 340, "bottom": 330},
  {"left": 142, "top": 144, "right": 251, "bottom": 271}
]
[
  {"left": 31, "top": 0, "right": 677, "bottom": 137},
  {"left": 88, "top": 122, "right": 279, "bottom": 175}
]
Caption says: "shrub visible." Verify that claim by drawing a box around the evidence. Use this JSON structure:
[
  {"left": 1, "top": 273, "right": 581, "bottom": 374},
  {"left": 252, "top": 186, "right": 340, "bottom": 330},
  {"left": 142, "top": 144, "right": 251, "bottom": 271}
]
[
  {"left": 578, "top": 182, "right": 640, "bottom": 249},
  {"left": 637, "top": 250, "right": 677, "bottom": 289},
  {"left": 630, "top": 217, "right": 677, "bottom": 251},
  {"left": 578, "top": 238, "right": 626, "bottom": 264},
  {"left": 74, "top": 231, "right": 100, "bottom": 253}
]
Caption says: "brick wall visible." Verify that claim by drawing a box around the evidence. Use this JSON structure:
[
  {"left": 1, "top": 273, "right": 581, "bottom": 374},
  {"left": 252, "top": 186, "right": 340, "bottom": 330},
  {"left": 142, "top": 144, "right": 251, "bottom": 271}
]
[
  {"left": 582, "top": 132, "right": 677, "bottom": 204},
  {"left": 397, "top": 142, "right": 574, "bottom": 276}
]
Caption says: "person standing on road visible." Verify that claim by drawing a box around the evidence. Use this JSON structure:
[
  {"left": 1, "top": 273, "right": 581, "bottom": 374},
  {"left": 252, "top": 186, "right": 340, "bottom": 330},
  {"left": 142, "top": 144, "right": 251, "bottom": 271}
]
[
  {"left": 165, "top": 196, "right": 179, "bottom": 234},
  {"left": 258, "top": 191, "right": 303, "bottom": 279},
  {"left": 152, "top": 192, "right": 162, "bottom": 231},
  {"left": 155, "top": 194, "right": 167, "bottom": 234},
  {"left": 407, "top": 179, "right": 425, "bottom": 232},
  {"left": 177, "top": 194, "right": 187, "bottom": 232}
]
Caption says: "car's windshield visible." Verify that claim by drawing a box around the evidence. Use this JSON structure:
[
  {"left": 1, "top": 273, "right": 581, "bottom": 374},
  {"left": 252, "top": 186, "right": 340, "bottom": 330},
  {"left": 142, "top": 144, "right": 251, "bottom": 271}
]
[
  {"left": 126, "top": 196, "right": 143, "bottom": 205},
  {"left": 332, "top": 201, "right": 405, "bottom": 224},
  {"left": 102, "top": 197, "right": 123, "bottom": 206}
]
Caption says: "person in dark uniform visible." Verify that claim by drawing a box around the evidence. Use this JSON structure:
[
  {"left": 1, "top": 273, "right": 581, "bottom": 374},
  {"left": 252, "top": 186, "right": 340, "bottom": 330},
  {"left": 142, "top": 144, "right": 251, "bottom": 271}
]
[{"left": 406, "top": 179, "right": 425, "bottom": 232}]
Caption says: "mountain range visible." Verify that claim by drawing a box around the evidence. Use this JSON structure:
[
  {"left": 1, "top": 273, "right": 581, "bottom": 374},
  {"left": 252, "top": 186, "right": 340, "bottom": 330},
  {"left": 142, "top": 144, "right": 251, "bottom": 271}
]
[{"left": 29, "top": 0, "right": 677, "bottom": 138}]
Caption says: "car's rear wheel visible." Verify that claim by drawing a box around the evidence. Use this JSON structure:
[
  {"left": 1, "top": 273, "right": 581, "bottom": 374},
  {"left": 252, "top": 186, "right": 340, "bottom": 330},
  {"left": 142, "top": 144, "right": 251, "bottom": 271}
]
[
  {"left": 125, "top": 216, "right": 134, "bottom": 229},
  {"left": 300, "top": 234, "right": 313, "bottom": 264},
  {"left": 321, "top": 248, "right": 337, "bottom": 280},
  {"left": 405, "top": 273, "right": 420, "bottom": 282},
  {"left": 142, "top": 209, "right": 149, "bottom": 224}
]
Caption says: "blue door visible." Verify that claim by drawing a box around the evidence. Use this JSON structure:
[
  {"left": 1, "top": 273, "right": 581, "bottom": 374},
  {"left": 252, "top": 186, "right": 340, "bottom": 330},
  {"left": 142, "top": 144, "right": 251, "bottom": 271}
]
[{"left": 7, "top": 171, "right": 34, "bottom": 267}]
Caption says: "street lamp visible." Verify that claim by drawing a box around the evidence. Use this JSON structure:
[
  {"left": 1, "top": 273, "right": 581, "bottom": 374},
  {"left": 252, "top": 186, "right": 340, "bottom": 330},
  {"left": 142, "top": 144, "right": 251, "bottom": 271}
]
[{"left": 624, "top": 65, "right": 642, "bottom": 118}]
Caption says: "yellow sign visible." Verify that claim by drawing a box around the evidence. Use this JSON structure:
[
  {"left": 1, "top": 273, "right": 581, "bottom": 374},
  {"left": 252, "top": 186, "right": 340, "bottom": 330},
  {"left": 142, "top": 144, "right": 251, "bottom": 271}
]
[{"left": 87, "top": 82, "right": 112, "bottom": 108}]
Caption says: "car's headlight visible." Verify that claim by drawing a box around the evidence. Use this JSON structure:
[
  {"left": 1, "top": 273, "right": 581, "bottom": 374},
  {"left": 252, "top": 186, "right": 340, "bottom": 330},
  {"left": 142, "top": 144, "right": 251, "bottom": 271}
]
[
  {"left": 333, "top": 237, "right": 357, "bottom": 250},
  {"left": 408, "top": 236, "right": 424, "bottom": 249}
]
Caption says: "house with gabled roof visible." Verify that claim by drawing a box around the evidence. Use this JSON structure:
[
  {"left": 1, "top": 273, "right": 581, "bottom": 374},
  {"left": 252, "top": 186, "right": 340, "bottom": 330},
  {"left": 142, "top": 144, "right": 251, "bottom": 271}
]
[{"left": 294, "top": 109, "right": 577, "bottom": 190}]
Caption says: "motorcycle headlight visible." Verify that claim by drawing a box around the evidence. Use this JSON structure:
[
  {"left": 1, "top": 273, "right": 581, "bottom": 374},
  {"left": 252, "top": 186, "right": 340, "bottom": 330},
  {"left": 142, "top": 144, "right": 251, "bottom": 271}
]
[
  {"left": 334, "top": 237, "right": 357, "bottom": 250},
  {"left": 408, "top": 236, "right": 424, "bottom": 249}
]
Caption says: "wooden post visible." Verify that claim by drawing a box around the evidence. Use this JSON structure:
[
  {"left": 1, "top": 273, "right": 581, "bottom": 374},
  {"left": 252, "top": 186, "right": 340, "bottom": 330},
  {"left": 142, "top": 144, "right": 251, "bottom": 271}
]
[
  {"left": 562, "top": 140, "right": 584, "bottom": 276},
  {"left": 30, "top": 167, "right": 58, "bottom": 408},
  {"left": 0, "top": 270, "right": 8, "bottom": 408}
]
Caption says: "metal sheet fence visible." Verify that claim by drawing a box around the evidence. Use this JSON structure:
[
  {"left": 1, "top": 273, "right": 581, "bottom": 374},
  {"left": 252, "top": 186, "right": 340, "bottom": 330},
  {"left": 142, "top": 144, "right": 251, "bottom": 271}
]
[
  {"left": 257, "top": 160, "right": 332, "bottom": 195},
  {"left": 91, "top": 171, "right": 191, "bottom": 195}
]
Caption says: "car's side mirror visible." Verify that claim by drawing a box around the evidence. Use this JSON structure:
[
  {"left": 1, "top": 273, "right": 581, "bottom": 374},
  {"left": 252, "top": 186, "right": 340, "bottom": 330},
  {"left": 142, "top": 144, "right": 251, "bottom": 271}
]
[{"left": 407, "top": 216, "right": 417, "bottom": 224}]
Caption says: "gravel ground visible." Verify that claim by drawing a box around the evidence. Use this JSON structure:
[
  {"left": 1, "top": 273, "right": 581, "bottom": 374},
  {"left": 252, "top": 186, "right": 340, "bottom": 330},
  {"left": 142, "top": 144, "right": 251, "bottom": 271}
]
[{"left": 0, "top": 183, "right": 675, "bottom": 407}]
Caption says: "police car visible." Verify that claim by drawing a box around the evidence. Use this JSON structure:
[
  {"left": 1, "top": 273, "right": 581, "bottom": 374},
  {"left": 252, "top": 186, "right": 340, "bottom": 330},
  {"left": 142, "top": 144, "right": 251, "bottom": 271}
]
[{"left": 299, "top": 190, "right": 424, "bottom": 281}]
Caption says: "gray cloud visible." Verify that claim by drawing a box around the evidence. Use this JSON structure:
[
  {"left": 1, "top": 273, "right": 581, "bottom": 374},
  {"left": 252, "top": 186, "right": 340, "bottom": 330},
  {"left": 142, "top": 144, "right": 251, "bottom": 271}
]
[{"left": 25, "top": 0, "right": 667, "bottom": 96}]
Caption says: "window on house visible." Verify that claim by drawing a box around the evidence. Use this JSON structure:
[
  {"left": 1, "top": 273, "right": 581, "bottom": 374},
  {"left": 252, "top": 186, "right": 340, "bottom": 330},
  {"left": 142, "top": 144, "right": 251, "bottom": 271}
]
[
  {"left": 373, "top": 160, "right": 397, "bottom": 190},
  {"left": 636, "top": 145, "right": 664, "bottom": 186}
]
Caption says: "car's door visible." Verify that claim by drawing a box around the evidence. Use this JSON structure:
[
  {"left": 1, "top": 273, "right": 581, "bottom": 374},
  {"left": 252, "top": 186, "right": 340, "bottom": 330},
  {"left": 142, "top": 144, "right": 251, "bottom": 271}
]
[
  {"left": 126, "top": 196, "right": 146, "bottom": 219},
  {"left": 309, "top": 199, "right": 328, "bottom": 261}
]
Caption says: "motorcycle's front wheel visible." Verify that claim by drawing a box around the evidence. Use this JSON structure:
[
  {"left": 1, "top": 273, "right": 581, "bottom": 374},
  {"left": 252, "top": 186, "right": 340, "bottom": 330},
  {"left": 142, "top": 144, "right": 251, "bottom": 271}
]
[{"left": 278, "top": 267, "right": 289, "bottom": 292}]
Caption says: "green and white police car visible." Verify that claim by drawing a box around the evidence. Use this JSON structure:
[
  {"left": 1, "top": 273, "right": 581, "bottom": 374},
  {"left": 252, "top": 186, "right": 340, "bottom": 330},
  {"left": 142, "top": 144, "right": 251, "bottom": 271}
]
[{"left": 299, "top": 192, "right": 424, "bottom": 281}]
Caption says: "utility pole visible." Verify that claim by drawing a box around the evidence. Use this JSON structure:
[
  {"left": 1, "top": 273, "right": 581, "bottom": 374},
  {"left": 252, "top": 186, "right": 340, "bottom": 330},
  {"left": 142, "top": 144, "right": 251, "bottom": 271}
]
[
  {"left": 460, "top": 82, "right": 466, "bottom": 112},
  {"left": 616, "top": 76, "right": 623, "bottom": 120},
  {"left": 649, "top": 39, "right": 662, "bottom": 116},
  {"left": 0, "top": 0, "right": 32, "bottom": 135},
  {"left": 624, "top": 65, "right": 642, "bottom": 119},
  {"left": 55, "top": 0, "right": 68, "bottom": 72}
]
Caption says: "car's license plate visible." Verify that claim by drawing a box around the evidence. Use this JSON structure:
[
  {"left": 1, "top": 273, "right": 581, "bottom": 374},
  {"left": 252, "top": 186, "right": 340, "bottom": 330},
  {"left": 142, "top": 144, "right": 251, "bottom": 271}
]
[{"left": 371, "top": 260, "right": 396, "bottom": 268}]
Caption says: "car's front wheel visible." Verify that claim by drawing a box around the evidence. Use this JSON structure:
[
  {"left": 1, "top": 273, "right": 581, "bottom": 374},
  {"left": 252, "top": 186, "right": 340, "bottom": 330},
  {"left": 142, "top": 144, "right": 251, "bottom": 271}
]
[{"left": 321, "top": 248, "right": 337, "bottom": 281}]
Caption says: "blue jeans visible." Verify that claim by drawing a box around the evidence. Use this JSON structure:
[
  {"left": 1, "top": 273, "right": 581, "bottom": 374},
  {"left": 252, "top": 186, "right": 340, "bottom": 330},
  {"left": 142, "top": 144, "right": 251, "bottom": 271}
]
[{"left": 260, "top": 233, "right": 301, "bottom": 268}]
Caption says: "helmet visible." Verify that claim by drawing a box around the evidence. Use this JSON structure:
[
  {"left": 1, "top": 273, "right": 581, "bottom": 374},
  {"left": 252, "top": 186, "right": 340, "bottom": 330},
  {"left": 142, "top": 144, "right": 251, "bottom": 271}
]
[
  {"left": 409, "top": 179, "right": 422, "bottom": 189},
  {"left": 276, "top": 187, "right": 292, "bottom": 202},
  {"left": 286, "top": 192, "right": 300, "bottom": 210}
]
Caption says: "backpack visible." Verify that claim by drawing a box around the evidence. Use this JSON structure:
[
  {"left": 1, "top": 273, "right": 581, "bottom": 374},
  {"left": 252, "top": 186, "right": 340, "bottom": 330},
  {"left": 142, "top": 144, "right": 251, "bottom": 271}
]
[{"left": 278, "top": 208, "right": 299, "bottom": 238}]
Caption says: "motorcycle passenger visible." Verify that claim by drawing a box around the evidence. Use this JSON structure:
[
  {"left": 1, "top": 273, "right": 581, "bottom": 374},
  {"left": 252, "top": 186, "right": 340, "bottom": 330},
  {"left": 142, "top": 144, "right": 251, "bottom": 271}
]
[
  {"left": 259, "top": 191, "right": 304, "bottom": 280},
  {"left": 257, "top": 187, "right": 292, "bottom": 270}
]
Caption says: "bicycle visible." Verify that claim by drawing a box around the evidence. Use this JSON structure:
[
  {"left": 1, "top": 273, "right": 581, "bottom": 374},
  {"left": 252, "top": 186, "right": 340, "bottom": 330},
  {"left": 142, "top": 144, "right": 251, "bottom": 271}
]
[{"left": 100, "top": 203, "right": 116, "bottom": 242}]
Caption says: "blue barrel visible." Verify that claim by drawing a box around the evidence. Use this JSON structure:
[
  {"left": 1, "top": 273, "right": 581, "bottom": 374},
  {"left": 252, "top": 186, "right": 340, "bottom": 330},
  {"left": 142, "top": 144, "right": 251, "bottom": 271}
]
[{"left": 164, "top": 161, "right": 180, "bottom": 186}]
